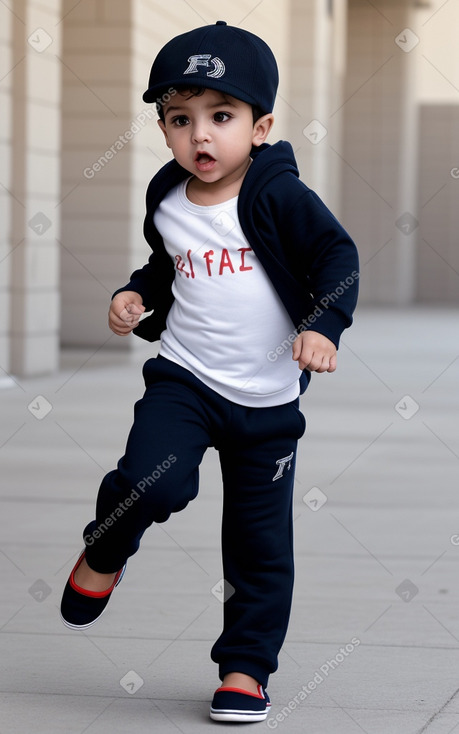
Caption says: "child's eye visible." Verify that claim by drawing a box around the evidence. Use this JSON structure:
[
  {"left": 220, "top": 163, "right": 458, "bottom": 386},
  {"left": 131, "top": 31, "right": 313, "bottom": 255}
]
[
  {"left": 171, "top": 116, "right": 189, "bottom": 127},
  {"left": 213, "top": 112, "right": 231, "bottom": 123}
]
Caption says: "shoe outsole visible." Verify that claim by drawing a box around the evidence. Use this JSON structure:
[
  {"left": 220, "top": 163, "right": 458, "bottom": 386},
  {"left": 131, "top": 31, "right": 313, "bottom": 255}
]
[
  {"left": 60, "top": 608, "right": 108, "bottom": 631},
  {"left": 209, "top": 710, "right": 268, "bottom": 722}
]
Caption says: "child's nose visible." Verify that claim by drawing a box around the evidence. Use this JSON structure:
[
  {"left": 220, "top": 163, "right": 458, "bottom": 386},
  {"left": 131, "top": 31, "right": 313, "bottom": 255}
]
[{"left": 191, "top": 123, "right": 211, "bottom": 143}]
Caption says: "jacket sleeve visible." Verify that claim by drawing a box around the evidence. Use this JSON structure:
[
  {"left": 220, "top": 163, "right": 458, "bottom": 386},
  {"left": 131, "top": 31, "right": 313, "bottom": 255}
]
[
  {"left": 282, "top": 187, "right": 359, "bottom": 347},
  {"left": 110, "top": 159, "right": 191, "bottom": 341},
  {"left": 111, "top": 177, "right": 175, "bottom": 312},
  {"left": 111, "top": 248, "right": 173, "bottom": 313}
]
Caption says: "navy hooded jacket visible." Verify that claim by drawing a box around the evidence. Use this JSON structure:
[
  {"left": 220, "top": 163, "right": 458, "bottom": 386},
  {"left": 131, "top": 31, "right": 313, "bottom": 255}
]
[{"left": 115, "top": 140, "right": 359, "bottom": 392}]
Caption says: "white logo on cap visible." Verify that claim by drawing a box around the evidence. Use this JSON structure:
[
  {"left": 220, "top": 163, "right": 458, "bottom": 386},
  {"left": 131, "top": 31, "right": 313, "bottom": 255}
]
[{"left": 184, "top": 54, "right": 225, "bottom": 79}]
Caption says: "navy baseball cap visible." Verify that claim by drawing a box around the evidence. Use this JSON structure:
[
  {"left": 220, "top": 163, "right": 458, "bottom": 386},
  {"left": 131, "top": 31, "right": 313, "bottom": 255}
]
[{"left": 143, "top": 20, "right": 279, "bottom": 114}]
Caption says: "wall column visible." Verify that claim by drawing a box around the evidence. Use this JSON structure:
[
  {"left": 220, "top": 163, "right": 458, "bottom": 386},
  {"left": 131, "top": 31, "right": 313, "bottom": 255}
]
[
  {"left": 341, "top": 0, "right": 418, "bottom": 304},
  {"left": 10, "top": 0, "right": 62, "bottom": 374},
  {"left": 287, "top": 0, "right": 348, "bottom": 214},
  {"left": 0, "top": 3, "right": 13, "bottom": 376}
]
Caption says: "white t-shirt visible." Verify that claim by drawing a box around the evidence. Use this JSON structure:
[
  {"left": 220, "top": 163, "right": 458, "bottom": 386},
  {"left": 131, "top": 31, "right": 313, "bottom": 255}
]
[{"left": 154, "top": 179, "right": 300, "bottom": 407}]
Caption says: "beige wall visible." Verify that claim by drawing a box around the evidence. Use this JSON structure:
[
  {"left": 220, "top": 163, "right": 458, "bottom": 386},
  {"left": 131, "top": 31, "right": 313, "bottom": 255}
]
[
  {"left": 417, "top": 105, "right": 459, "bottom": 302},
  {"left": 60, "top": 0, "right": 135, "bottom": 348},
  {"left": 415, "top": 1, "right": 459, "bottom": 304},
  {"left": 341, "top": 0, "right": 419, "bottom": 305},
  {"left": 1, "top": 0, "right": 458, "bottom": 376},
  {"left": 5, "top": 0, "right": 62, "bottom": 375},
  {"left": 341, "top": 0, "right": 459, "bottom": 305},
  {"left": 417, "top": 2, "right": 459, "bottom": 104},
  {"left": 0, "top": 3, "right": 12, "bottom": 374},
  {"left": 287, "top": 0, "right": 348, "bottom": 215}
]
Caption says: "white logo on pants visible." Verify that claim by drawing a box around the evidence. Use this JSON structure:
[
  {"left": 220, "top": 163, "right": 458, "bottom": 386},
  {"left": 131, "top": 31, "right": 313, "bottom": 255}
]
[{"left": 272, "top": 452, "right": 294, "bottom": 481}]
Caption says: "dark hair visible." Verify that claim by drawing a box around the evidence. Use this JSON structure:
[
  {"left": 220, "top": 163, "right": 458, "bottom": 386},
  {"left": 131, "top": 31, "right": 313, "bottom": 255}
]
[{"left": 156, "top": 86, "right": 264, "bottom": 124}]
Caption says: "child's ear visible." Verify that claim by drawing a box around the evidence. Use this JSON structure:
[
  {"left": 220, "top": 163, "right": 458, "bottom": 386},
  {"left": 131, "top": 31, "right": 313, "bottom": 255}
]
[
  {"left": 252, "top": 114, "right": 274, "bottom": 147},
  {"left": 157, "top": 119, "right": 171, "bottom": 148}
]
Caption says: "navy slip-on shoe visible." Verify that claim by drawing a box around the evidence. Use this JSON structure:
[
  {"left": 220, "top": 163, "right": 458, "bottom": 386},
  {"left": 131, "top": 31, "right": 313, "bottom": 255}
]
[
  {"left": 210, "top": 684, "right": 271, "bottom": 722},
  {"left": 60, "top": 551, "right": 126, "bottom": 631}
]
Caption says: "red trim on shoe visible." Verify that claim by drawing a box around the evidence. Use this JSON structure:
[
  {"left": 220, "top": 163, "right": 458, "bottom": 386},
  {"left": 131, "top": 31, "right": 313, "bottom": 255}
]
[
  {"left": 214, "top": 686, "right": 265, "bottom": 699},
  {"left": 69, "top": 552, "right": 123, "bottom": 599},
  {"left": 257, "top": 684, "right": 265, "bottom": 698}
]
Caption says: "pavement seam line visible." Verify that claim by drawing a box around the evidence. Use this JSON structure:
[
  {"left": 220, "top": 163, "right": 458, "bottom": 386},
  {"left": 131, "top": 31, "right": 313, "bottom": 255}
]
[{"left": 416, "top": 684, "right": 459, "bottom": 733}]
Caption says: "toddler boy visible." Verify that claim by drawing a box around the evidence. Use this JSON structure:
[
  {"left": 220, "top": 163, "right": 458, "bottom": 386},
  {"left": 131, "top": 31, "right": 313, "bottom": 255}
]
[{"left": 61, "top": 20, "right": 359, "bottom": 723}]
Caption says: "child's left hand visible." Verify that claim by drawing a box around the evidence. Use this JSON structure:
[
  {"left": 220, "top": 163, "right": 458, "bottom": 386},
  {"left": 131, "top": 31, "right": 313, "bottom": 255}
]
[{"left": 292, "top": 331, "right": 337, "bottom": 373}]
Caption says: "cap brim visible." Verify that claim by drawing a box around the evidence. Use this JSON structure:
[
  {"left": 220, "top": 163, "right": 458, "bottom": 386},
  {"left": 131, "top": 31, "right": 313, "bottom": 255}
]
[{"left": 142, "top": 79, "right": 268, "bottom": 112}]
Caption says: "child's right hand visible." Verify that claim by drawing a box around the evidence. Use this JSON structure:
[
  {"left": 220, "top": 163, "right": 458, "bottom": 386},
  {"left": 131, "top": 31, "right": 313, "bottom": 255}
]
[{"left": 109, "top": 291, "right": 145, "bottom": 335}]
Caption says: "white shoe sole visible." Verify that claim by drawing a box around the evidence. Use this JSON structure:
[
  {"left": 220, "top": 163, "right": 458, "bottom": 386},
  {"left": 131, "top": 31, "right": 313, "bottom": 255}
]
[
  {"left": 60, "top": 608, "right": 107, "bottom": 631},
  {"left": 210, "top": 709, "right": 268, "bottom": 722}
]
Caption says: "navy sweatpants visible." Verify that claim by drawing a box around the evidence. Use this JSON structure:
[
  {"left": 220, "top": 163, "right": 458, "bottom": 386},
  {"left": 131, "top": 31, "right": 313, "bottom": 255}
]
[{"left": 83, "top": 355, "right": 306, "bottom": 688}]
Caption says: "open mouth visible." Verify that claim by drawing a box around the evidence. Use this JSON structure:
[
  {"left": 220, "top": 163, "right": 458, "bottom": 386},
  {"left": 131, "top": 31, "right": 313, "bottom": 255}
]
[{"left": 194, "top": 151, "right": 216, "bottom": 170}]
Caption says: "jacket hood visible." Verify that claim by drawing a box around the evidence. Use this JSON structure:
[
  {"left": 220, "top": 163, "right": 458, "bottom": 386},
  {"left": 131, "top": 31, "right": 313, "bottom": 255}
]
[{"left": 248, "top": 140, "right": 299, "bottom": 186}]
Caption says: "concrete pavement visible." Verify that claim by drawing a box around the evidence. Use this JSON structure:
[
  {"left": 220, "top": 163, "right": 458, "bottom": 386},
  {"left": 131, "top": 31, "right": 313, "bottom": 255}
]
[{"left": 1, "top": 306, "right": 459, "bottom": 733}]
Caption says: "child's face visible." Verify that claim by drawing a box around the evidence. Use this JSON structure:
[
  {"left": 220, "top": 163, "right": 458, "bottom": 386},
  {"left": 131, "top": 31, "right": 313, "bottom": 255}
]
[{"left": 158, "top": 89, "right": 272, "bottom": 192}]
